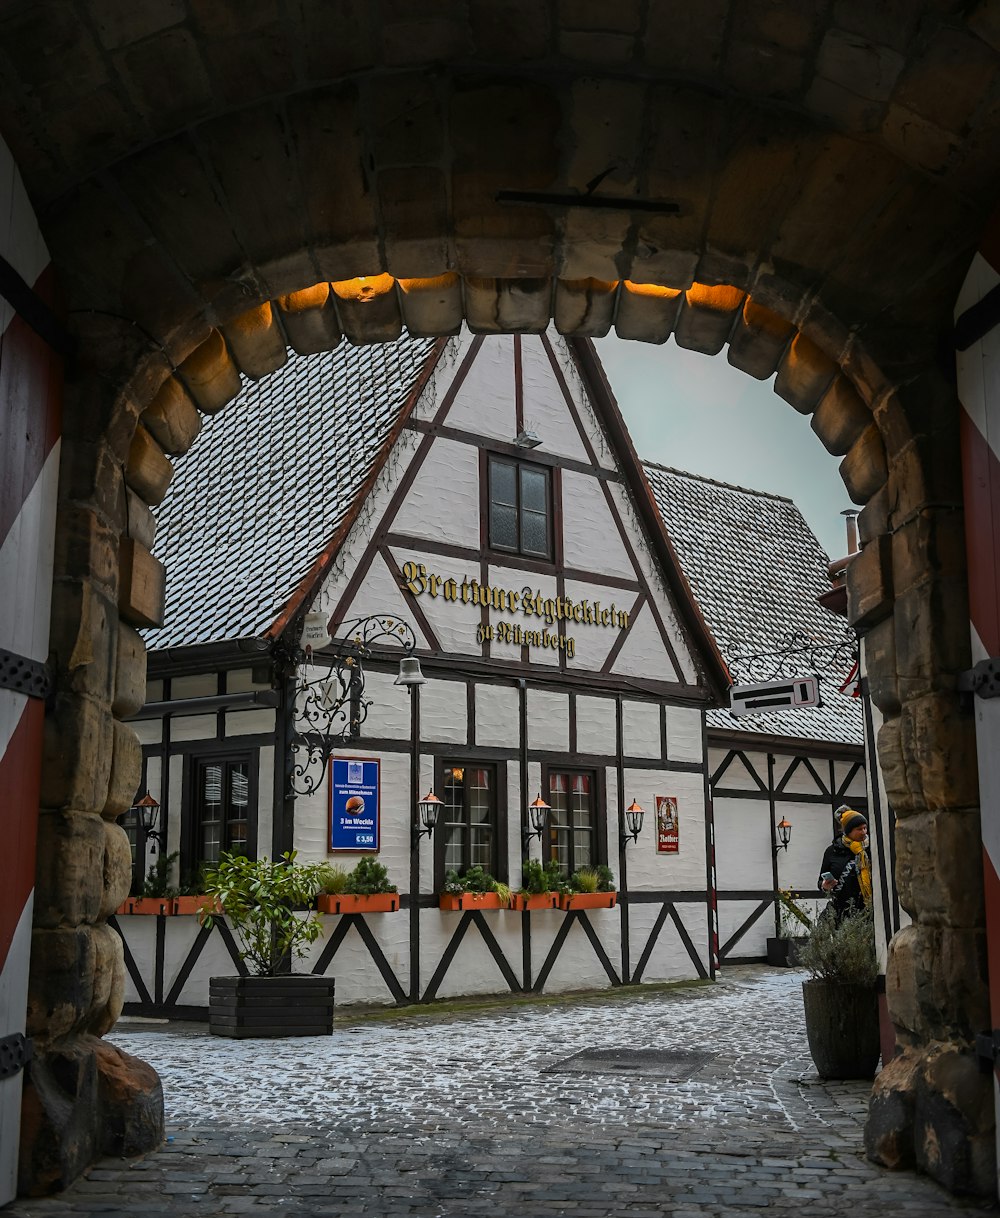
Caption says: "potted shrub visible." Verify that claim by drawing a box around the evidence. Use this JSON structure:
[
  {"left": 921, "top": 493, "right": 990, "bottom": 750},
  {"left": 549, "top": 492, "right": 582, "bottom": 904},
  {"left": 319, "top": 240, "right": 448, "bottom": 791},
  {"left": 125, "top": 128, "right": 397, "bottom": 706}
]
[
  {"left": 199, "top": 850, "right": 335, "bottom": 1038},
  {"left": 318, "top": 856, "right": 400, "bottom": 914},
  {"left": 509, "top": 858, "right": 560, "bottom": 911},
  {"left": 439, "top": 866, "right": 510, "bottom": 911},
  {"left": 798, "top": 905, "right": 880, "bottom": 1078},
  {"left": 119, "top": 851, "right": 178, "bottom": 915},
  {"left": 766, "top": 889, "right": 812, "bottom": 967},
  {"left": 558, "top": 865, "right": 617, "bottom": 911}
]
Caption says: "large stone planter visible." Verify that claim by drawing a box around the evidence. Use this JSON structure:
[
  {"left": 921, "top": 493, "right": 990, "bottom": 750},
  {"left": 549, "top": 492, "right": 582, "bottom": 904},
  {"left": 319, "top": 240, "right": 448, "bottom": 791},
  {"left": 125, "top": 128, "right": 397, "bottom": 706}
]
[
  {"left": 802, "top": 979, "right": 880, "bottom": 1078},
  {"left": 209, "top": 975, "right": 336, "bottom": 1039}
]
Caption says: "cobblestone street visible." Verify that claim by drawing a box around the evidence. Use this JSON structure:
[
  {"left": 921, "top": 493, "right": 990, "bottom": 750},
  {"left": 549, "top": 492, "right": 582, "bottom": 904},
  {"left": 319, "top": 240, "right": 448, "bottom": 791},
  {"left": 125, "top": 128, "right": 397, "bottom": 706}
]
[{"left": 9, "top": 967, "right": 996, "bottom": 1217}]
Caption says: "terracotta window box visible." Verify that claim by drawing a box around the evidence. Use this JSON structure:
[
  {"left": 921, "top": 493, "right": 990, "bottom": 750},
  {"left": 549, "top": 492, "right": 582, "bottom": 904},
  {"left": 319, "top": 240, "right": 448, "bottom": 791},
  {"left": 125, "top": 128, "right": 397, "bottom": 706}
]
[
  {"left": 558, "top": 892, "right": 617, "bottom": 911},
  {"left": 118, "top": 896, "right": 173, "bottom": 915},
  {"left": 439, "top": 892, "right": 505, "bottom": 911},
  {"left": 509, "top": 893, "right": 558, "bottom": 911},
  {"left": 317, "top": 893, "right": 400, "bottom": 914},
  {"left": 174, "top": 895, "right": 222, "bottom": 916}
]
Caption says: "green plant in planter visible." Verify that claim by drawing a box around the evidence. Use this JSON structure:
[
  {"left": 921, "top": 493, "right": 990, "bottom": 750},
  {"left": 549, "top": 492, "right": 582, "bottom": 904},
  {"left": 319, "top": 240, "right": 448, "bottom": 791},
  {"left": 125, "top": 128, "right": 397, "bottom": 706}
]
[
  {"left": 345, "top": 856, "right": 397, "bottom": 895},
  {"left": 443, "top": 865, "right": 499, "bottom": 894},
  {"left": 200, "top": 850, "right": 328, "bottom": 976},
  {"left": 798, "top": 906, "right": 877, "bottom": 986},
  {"left": 571, "top": 867, "right": 600, "bottom": 893},
  {"left": 316, "top": 864, "right": 351, "bottom": 895},
  {"left": 595, "top": 864, "right": 615, "bottom": 892},
  {"left": 141, "top": 850, "right": 180, "bottom": 897},
  {"left": 520, "top": 858, "right": 562, "bottom": 895}
]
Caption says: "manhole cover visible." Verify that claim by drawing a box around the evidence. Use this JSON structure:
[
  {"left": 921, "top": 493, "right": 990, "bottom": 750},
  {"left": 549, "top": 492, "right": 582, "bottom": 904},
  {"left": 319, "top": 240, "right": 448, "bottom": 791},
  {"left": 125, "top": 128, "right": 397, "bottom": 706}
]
[{"left": 543, "top": 1047, "right": 712, "bottom": 1079}]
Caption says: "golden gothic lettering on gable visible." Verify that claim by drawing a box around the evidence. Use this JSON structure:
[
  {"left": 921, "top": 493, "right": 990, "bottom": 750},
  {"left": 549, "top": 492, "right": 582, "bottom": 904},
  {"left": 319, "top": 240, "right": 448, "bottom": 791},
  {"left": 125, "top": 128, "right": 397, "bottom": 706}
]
[{"left": 401, "top": 558, "right": 629, "bottom": 660}]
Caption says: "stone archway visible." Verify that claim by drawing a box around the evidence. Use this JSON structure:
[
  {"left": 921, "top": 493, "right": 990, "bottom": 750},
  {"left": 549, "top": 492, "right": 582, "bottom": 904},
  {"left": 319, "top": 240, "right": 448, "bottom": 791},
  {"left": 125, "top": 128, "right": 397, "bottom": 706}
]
[{"left": 4, "top": 4, "right": 997, "bottom": 1196}]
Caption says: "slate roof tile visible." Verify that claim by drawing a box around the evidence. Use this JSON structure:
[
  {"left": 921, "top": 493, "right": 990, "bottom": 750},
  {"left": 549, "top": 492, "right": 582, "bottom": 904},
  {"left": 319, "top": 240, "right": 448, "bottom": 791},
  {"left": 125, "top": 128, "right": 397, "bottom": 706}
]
[
  {"left": 144, "top": 336, "right": 437, "bottom": 649},
  {"left": 643, "top": 462, "right": 863, "bottom": 746}
]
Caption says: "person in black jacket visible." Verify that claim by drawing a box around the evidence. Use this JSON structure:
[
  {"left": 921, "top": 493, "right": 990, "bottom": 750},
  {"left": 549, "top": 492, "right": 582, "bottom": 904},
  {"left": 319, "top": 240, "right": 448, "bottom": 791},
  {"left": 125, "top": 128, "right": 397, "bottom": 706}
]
[{"left": 818, "top": 807, "right": 871, "bottom": 921}]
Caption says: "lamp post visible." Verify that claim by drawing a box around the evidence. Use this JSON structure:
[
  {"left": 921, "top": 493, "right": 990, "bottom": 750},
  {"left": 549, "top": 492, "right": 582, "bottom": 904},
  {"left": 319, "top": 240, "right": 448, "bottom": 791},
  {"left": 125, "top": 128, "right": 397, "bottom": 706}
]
[{"left": 283, "top": 613, "right": 423, "bottom": 797}]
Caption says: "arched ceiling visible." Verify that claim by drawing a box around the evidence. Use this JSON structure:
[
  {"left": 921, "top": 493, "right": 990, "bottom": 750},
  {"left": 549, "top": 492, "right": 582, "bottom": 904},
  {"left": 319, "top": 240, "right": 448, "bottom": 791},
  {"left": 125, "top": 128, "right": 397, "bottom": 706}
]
[{"left": 2, "top": 1, "right": 999, "bottom": 383}]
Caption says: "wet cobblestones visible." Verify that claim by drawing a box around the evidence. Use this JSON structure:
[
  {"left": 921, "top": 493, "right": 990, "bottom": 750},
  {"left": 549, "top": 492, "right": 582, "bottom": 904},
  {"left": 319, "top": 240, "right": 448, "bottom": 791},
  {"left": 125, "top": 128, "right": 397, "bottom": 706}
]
[{"left": 9, "top": 967, "right": 997, "bottom": 1216}]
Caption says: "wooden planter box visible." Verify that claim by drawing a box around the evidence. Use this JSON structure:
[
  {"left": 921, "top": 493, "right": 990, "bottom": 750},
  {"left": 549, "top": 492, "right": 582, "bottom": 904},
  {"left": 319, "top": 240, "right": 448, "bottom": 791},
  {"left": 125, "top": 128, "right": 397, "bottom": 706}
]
[
  {"left": 317, "top": 893, "right": 400, "bottom": 914},
  {"left": 509, "top": 892, "right": 557, "bottom": 911},
  {"left": 119, "top": 896, "right": 173, "bottom": 915},
  {"left": 558, "top": 892, "right": 617, "bottom": 911},
  {"left": 209, "top": 974, "right": 336, "bottom": 1039},
  {"left": 439, "top": 892, "right": 505, "bottom": 911},
  {"left": 173, "top": 895, "right": 221, "bottom": 916}
]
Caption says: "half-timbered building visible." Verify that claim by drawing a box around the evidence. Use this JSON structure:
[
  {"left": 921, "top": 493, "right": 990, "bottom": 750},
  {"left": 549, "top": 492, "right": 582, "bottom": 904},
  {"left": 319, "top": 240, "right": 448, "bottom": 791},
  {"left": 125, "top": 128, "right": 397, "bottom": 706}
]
[{"left": 117, "top": 330, "right": 865, "bottom": 1017}]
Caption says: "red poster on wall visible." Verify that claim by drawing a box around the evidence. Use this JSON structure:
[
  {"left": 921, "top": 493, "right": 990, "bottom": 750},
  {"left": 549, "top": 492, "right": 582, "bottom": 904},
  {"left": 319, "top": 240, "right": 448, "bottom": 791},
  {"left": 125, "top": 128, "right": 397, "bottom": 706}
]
[{"left": 656, "top": 796, "right": 679, "bottom": 853}]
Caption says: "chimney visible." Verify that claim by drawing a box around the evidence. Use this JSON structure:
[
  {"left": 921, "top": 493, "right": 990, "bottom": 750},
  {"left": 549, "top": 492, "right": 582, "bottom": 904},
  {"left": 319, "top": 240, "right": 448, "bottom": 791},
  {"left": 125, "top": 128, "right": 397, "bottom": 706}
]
[{"left": 841, "top": 509, "right": 859, "bottom": 556}]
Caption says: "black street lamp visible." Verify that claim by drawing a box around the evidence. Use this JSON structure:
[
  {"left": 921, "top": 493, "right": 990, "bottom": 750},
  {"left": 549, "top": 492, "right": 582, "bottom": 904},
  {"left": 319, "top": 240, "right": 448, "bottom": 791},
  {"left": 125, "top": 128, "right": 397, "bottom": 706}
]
[
  {"left": 522, "top": 793, "right": 551, "bottom": 851},
  {"left": 621, "top": 798, "right": 645, "bottom": 846}
]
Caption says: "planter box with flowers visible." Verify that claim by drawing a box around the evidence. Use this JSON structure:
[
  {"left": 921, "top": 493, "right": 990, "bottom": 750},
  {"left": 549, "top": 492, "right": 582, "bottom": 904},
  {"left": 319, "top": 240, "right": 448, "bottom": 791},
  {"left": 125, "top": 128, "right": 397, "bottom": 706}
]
[
  {"left": 439, "top": 866, "right": 511, "bottom": 911},
  {"left": 315, "top": 856, "right": 400, "bottom": 915},
  {"left": 557, "top": 865, "right": 617, "bottom": 912},
  {"left": 508, "top": 858, "right": 560, "bottom": 912},
  {"left": 117, "top": 896, "right": 173, "bottom": 916}
]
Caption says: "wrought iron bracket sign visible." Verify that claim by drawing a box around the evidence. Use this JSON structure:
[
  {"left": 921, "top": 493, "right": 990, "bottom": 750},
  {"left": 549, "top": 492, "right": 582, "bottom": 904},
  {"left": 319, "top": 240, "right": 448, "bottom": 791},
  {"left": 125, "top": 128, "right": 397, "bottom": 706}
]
[{"left": 284, "top": 614, "right": 418, "bottom": 798}]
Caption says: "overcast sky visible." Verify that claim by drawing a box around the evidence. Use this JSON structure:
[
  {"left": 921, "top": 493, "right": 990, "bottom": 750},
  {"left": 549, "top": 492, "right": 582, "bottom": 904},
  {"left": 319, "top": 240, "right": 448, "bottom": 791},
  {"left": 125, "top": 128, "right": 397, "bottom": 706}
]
[{"left": 594, "top": 334, "right": 853, "bottom": 562}]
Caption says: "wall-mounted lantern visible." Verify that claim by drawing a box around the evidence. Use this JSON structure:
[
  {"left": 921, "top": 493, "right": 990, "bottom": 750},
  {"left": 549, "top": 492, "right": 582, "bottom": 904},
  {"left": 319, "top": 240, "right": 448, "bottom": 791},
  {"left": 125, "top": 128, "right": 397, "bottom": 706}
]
[
  {"left": 522, "top": 793, "right": 551, "bottom": 850},
  {"left": 413, "top": 790, "right": 443, "bottom": 845},
  {"left": 774, "top": 816, "right": 793, "bottom": 854},
  {"left": 133, "top": 791, "right": 163, "bottom": 852},
  {"left": 621, "top": 798, "right": 645, "bottom": 846}
]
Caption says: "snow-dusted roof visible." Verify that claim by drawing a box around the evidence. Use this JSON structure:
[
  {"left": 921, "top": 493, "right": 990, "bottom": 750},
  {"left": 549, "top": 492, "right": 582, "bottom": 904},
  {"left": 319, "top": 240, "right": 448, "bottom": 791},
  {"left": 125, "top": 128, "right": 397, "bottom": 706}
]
[
  {"left": 145, "top": 336, "right": 438, "bottom": 648},
  {"left": 643, "top": 463, "right": 863, "bottom": 747}
]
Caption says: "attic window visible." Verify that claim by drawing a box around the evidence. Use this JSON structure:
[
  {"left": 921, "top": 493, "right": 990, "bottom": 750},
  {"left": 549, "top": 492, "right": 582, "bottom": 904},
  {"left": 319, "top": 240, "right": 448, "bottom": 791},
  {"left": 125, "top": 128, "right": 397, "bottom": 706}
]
[{"left": 488, "top": 455, "right": 552, "bottom": 560}]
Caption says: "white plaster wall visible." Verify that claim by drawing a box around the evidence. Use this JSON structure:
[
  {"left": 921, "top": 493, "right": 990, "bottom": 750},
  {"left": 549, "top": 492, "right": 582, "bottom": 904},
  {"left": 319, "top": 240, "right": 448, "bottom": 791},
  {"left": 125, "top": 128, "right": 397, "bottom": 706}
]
[
  {"left": 713, "top": 793, "right": 770, "bottom": 901},
  {"left": 305, "top": 914, "right": 412, "bottom": 1006},
  {"left": 165, "top": 754, "right": 184, "bottom": 860},
  {"left": 358, "top": 668, "right": 411, "bottom": 739},
  {"left": 526, "top": 688, "right": 569, "bottom": 752},
  {"left": 577, "top": 695, "right": 616, "bottom": 756},
  {"left": 665, "top": 707, "right": 703, "bottom": 763},
  {"left": 620, "top": 768, "right": 707, "bottom": 890},
  {"left": 539, "top": 911, "right": 622, "bottom": 994},
  {"left": 224, "top": 708, "right": 275, "bottom": 736},
  {"left": 390, "top": 437, "right": 480, "bottom": 548},
  {"left": 444, "top": 334, "right": 517, "bottom": 441},
  {"left": 419, "top": 677, "right": 467, "bottom": 744},
  {"left": 612, "top": 603, "right": 681, "bottom": 683},
  {"left": 519, "top": 336, "right": 592, "bottom": 464},
  {"left": 485, "top": 563, "right": 560, "bottom": 668},
  {"left": 292, "top": 747, "right": 412, "bottom": 893},
  {"left": 561, "top": 469, "right": 634, "bottom": 578},
  {"left": 476, "top": 682, "right": 519, "bottom": 748},
  {"left": 256, "top": 745, "right": 274, "bottom": 857},
  {"left": 606, "top": 479, "right": 699, "bottom": 686},
  {"left": 719, "top": 898, "right": 771, "bottom": 959},
  {"left": 168, "top": 714, "right": 217, "bottom": 741},
  {"left": 422, "top": 908, "right": 525, "bottom": 1000},
  {"left": 226, "top": 668, "right": 272, "bottom": 693},
  {"left": 776, "top": 757, "right": 831, "bottom": 796},
  {"left": 146, "top": 679, "right": 164, "bottom": 701},
  {"left": 544, "top": 333, "right": 617, "bottom": 472},
  {"left": 133, "top": 720, "right": 161, "bottom": 746},
  {"left": 628, "top": 902, "right": 709, "bottom": 982},
  {"left": 622, "top": 700, "right": 660, "bottom": 759},
  {"left": 408, "top": 335, "right": 462, "bottom": 424},
  {"left": 835, "top": 759, "right": 868, "bottom": 800},
  {"left": 505, "top": 762, "right": 524, "bottom": 882}
]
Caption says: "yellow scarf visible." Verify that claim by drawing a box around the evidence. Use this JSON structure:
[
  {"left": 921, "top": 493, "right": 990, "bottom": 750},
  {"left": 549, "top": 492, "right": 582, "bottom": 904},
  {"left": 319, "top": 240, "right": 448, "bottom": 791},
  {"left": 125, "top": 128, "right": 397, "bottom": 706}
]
[{"left": 845, "top": 836, "right": 872, "bottom": 906}]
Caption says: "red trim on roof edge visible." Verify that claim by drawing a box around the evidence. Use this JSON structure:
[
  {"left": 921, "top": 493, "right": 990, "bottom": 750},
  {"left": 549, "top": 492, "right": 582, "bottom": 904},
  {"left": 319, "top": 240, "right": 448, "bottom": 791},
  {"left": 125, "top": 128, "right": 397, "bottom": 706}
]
[
  {"left": 265, "top": 338, "right": 450, "bottom": 641},
  {"left": 567, "top": 337, "right": 732, "bottom": 701}
]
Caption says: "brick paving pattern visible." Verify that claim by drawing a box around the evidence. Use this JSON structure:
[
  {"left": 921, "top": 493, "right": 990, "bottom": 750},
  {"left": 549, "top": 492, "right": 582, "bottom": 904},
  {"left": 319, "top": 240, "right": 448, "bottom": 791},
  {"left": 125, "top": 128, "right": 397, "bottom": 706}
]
[{"left": 9, "top": 967, "right": 996, "bottom": 1216}]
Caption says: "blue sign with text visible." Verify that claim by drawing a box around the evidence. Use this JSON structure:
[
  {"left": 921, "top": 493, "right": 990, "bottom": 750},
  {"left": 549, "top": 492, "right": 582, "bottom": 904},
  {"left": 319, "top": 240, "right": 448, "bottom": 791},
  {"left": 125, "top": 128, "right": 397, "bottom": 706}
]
[{"left": 329, "top": 757, "right": 380, "bottom": 852}]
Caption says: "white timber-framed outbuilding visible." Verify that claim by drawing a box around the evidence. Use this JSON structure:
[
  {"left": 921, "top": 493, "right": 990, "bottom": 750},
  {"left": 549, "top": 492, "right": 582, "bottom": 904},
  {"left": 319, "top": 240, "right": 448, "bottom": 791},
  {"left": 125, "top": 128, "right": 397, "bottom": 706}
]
[{"left": 117, "top": 329, "right": 867, "bottom": 1016}]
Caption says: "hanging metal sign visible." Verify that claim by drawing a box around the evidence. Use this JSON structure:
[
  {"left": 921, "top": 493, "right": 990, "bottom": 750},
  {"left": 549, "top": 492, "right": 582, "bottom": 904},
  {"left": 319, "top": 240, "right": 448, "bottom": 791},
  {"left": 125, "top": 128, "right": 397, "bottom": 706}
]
[
  {"left": 329, "top": 756, "right": 380, "bottom": 852},
  {"left": 729, "top": 675, "right": 820, "bottom": 716}
]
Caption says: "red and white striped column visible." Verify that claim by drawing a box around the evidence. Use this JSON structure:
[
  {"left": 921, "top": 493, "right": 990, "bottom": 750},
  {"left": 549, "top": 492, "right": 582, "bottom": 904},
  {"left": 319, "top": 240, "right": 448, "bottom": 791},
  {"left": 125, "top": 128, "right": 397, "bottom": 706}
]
[
  {"left": 956, "top": 228, "right": 1000, "bottom": 1196},
  {"left": 0, "top": 138, "right": 62, "bottom": 1205}
]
